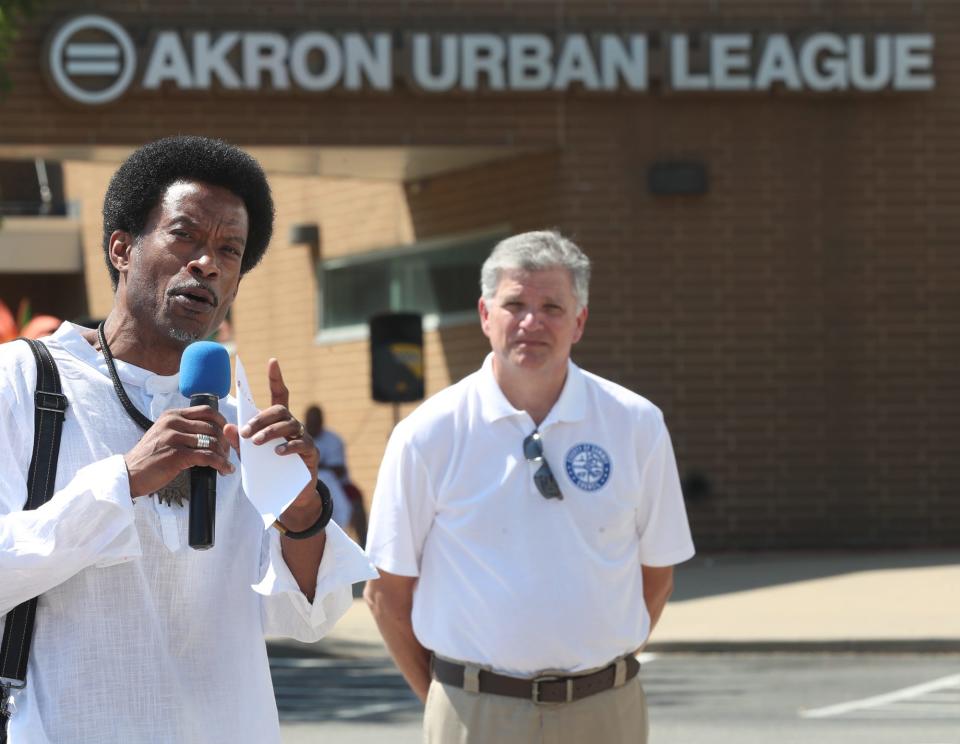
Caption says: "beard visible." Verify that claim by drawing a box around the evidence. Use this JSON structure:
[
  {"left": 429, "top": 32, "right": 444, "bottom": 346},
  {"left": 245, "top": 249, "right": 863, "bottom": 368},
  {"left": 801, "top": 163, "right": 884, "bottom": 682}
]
[{"left": 167, "top": 325, "right": 203, "bottom": 344}]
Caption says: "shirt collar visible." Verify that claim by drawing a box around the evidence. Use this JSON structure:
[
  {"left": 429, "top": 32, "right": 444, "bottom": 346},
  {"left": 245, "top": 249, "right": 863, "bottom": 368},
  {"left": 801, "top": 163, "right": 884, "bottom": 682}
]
[
  {"left": 52, "top": 321, "right": 181, "bottom": 394},
  {"left": 541, "top": 360, "right": 587, "bottom": 428},
  {"left": 477, "top": 353, "right": 523, "bottom": 423},
  {"left": 476, "top": 352, "right": 587, "bottom": 427}
]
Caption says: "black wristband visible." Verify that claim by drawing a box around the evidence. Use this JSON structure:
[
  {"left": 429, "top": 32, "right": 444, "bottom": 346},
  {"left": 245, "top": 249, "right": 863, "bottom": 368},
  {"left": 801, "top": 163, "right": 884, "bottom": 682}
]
[{"left": 272, "top": 480, "right": 334, "bottom": 540}]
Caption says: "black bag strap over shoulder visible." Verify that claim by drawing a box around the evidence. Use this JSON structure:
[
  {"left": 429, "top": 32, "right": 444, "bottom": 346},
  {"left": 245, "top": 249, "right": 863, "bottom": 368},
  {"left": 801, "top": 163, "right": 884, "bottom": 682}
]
[{"left": 0, "top": 339, "right": 68, "bottom": 738}]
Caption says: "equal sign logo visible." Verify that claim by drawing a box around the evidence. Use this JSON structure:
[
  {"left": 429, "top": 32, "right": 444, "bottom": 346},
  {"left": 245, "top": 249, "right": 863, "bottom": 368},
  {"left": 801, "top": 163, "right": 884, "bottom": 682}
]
[
  {"left": 66, "top": 42, "right": 121, "bottom": 77},
  {"left": 47, "top": 15, "right": 136, "bottom": 105}
]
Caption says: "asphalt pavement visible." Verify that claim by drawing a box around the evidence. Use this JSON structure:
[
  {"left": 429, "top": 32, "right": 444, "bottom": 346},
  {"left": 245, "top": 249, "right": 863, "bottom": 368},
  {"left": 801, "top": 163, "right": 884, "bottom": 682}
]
[
  {"left": 270, "top": 550, "right": 960, "bottom": 743},
  {"left": 275, "top": 652, "right": 960, "bottom": 744}
]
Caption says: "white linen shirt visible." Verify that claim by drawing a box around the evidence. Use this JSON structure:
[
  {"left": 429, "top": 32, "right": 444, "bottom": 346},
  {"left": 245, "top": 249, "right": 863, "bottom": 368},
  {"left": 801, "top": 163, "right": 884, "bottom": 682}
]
[
  {"left": 0, "top": 323, "right": 376, "bottom": 744},
  {"left": 366, "top": 354, "right": 695, "bottom": 677}
]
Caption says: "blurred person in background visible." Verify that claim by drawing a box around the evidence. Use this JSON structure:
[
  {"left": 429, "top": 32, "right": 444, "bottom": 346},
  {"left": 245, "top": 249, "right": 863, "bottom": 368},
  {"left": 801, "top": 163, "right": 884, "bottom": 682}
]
[{"left": 305, "top": 404, "right": 368, "bottom": 544}]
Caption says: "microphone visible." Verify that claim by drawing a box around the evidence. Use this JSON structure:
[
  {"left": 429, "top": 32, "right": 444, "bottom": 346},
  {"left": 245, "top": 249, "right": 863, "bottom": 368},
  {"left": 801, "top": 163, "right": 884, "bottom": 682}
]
[{"left": 179, "top": 341, "right": 232, "bottom": 550}]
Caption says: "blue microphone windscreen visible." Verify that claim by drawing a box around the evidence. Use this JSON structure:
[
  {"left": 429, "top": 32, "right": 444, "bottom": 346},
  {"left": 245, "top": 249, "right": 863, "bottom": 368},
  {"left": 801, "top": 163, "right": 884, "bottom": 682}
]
[{"left": 179, "top": 341, "right": 231, "bottom": 398}]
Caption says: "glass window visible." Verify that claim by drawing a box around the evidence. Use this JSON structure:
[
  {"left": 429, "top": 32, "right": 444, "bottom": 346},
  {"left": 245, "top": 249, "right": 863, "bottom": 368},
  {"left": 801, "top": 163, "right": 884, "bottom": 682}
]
[
  {"left": 320, "top": 230, "right": 505, "bottom": 330},
  {"left": 0, "top": 159, "right": 66, "bottom": 216}
]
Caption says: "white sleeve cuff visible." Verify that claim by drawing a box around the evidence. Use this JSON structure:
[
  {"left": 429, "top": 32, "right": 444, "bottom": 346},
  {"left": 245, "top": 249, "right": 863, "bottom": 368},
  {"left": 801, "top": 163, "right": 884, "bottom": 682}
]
[
  {"left": 253, "top": 521, "right": 378, "bottom": 630},
  {"left": 364, "top": 548, "right": 420, "bottom": 578},
  {"left": 639, "top": 544, "right": 696, "bottom": 568}
]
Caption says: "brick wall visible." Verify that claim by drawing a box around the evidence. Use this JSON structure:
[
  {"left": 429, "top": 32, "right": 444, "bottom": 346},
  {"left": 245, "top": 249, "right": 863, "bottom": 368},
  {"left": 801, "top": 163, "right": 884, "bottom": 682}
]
[{"left": 6, "top": 0, "right": 957, "bottom": 548}]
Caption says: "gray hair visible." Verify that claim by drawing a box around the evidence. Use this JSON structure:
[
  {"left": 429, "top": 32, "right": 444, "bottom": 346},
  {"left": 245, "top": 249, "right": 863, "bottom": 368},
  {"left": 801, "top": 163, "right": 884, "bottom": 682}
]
[{"left": 480, "top": 230, "right": 591, "bottom": 310}]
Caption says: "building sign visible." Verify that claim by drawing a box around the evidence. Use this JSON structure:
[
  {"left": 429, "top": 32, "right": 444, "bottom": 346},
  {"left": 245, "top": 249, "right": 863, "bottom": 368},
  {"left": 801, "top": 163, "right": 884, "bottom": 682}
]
[{"left": 45, "top": 15, "right": 935, "bottom": 105}]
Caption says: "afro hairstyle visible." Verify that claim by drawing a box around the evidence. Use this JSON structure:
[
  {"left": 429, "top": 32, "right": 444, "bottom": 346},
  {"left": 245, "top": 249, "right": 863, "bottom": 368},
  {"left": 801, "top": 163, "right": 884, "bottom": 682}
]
[{"left": 101, "top": 135, "right": 274, "bottom": 288}]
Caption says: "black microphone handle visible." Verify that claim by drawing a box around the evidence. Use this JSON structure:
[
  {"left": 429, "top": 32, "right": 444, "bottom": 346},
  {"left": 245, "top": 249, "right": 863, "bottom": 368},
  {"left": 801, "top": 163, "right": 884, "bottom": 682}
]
[{"left": 188, "top": 393, "right": 219, "bottom": 550}]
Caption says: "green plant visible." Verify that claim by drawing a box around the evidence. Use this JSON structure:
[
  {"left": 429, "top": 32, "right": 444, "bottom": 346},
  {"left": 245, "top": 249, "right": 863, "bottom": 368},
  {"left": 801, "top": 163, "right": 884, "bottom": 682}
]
[{"left": 0, "top": 0, "right": 36, "bottom": 94}]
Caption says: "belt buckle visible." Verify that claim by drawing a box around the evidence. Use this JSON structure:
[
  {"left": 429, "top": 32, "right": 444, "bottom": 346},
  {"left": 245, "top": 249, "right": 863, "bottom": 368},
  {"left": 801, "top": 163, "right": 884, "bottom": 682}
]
[{"left": 531, "top": 675, "right": 574, "bottom": 704}]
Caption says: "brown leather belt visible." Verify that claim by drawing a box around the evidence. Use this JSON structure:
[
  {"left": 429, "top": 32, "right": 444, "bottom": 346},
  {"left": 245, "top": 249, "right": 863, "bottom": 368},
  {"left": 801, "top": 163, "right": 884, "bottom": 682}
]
[{"left": 430, "top": 654, "right": 640, "bottom": 704}]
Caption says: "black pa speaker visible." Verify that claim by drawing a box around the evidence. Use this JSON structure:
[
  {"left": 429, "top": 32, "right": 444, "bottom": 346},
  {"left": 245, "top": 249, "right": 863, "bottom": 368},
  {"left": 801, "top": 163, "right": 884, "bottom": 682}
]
[{"left": 369, "top": 313, "right": 424, "bottom": 403}]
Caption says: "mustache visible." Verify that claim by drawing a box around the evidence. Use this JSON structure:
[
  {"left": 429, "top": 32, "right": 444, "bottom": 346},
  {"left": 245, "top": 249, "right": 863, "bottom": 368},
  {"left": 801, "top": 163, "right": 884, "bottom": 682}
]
[{"left": 167, "top": 279, "right": 220, "bottom": 307}]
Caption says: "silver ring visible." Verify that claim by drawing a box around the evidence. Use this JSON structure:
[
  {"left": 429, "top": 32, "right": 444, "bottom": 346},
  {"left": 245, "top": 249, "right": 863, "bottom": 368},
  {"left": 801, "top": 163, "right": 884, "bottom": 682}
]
[
  {"left": 196, "top": 433, "right": 212, "bottom": 449},
  {"left": 294, "top": 420, "right": 305, "bottom": 438}
]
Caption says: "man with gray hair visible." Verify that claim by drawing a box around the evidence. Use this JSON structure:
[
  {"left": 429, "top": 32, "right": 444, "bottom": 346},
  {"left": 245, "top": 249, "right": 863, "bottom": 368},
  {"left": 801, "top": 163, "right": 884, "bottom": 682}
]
[{"left": 364, "top": 230, "right": 694, "bottom": 743}]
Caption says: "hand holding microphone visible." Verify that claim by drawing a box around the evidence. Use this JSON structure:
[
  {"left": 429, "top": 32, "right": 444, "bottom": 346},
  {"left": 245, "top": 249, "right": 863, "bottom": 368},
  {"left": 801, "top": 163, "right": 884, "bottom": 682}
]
[
  {"left": 179, "top": 342, "right": 232, "bottom": 550},
  {"left": 123, "top": 351, "right": 320, "bottom": 548},
  {"left": 122, "top": 352, "right": 234, "bottom": 509}
]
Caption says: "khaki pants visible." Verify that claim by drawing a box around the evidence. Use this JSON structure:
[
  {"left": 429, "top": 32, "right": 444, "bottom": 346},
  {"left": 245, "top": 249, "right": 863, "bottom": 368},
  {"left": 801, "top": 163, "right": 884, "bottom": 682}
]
[{"left": 423, "top": 672, "right": 648, "bottom": 744}]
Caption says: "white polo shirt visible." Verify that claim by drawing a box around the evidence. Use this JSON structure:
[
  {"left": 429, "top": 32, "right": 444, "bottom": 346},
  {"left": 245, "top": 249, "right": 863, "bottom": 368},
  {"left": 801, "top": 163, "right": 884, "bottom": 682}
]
[{"left": 366, "top": 354, "right": 695, "bottom": 677}]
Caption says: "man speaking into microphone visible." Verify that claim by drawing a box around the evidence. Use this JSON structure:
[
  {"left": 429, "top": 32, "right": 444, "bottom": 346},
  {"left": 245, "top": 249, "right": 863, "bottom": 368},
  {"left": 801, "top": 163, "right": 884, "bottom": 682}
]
[{"left": 0, "top": 136, "right": 375, "bottom": 743}]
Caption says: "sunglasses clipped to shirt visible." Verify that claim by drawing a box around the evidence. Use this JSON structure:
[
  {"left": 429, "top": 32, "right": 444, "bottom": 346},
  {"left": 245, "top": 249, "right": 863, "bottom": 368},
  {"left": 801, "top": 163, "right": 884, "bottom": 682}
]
[{"left": 523, "top": 429, "right": 563, "bottom": 500}]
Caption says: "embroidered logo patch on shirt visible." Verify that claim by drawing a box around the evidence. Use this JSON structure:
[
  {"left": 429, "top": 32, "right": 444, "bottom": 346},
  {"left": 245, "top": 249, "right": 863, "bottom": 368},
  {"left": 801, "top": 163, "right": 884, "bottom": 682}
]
[{"left": 565, "top": 443, "right": 612, "bottom": 491}]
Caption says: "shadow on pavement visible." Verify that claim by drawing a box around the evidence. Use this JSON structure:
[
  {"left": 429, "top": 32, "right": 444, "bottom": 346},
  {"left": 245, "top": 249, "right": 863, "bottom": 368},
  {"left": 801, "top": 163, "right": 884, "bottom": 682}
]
[
  {"left": 269, "top": 654, "right": 421, "bottom": 724},
  {"left": 672, "top": 549, "right": 960, "bottom": 602}
]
